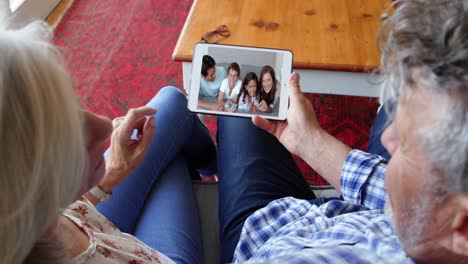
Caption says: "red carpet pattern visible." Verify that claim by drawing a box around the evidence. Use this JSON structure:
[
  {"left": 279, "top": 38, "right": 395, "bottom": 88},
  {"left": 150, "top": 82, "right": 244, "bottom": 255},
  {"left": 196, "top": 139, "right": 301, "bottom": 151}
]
[
  {"left": 298, "top": 94, "right": 378, "bottom": 185},
  {"left": 54, "top": 0, "right": 191, "bottom": 118},
  {"left": 53, "top": 0, "right": 379, "bottom": 186},
  {"left": 204, "top": 94, "right": 379, "bottom": 186}
]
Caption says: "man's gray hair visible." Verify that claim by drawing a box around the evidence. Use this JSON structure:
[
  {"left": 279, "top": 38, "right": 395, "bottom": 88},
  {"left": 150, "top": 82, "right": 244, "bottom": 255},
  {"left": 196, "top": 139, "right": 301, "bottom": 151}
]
[{"left": 379, "top": 0, "right": 468, "bottom": 195}]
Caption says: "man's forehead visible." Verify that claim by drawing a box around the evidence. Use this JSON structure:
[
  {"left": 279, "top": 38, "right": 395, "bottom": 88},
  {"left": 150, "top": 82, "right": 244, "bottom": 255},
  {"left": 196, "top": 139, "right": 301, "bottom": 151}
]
[{"left": 396, "top": 82, "right": 448, "bottom": 136}]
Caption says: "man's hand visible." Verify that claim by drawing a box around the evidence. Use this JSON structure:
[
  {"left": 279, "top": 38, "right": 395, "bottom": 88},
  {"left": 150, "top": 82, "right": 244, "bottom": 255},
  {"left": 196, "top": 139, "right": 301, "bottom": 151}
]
[
  {"left": 252, "top": 72, "right": 321, "bottom": 159},
  {"left": 252, "top": 72, "right": 351, "bottom": 191},
  {"left": 211, "top": 101, "right": 225, "bottom": 111},
  {"left": 99, "top": 106, "right": 157, "bottom": 192}
]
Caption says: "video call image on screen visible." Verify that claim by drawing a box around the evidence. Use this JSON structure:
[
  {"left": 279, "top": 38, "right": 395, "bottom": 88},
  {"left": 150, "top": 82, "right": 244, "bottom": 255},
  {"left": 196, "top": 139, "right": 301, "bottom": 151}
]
[{"left": 197, "top": 46, "right": 286, "bottom": 118}]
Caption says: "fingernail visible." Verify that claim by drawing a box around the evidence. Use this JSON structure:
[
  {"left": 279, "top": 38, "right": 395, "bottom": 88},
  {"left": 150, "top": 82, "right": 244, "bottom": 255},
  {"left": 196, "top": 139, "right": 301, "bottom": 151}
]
[
  {"left": 149, "top": 118, "right": 155, "bottom": 127},
  {"left": 289, "top": 73, "right": 299, "bottom": 83}
]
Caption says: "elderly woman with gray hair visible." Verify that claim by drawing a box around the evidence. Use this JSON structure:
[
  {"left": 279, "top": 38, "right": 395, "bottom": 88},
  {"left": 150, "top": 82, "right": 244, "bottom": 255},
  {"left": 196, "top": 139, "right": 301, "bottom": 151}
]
[{"left": 0, "top": 15, "right": 217, "bottom": 264}]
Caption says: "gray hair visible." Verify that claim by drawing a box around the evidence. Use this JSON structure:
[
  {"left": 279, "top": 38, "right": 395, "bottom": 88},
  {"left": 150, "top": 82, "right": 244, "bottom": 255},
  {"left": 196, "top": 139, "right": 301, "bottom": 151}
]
[
  {"left": 0, "top": 18, "right": 86, "bottom": 263},
  {"left": 379, "top": 0, "right": 468, "bottom": 195}
]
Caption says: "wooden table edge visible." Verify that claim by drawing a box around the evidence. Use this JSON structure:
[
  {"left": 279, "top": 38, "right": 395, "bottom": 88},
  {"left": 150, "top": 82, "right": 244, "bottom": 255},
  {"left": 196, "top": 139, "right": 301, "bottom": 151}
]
[
  {"left": 173, "top": 56, "right": 379, "bottom": 73},
  {"left": 172, "top": 0, "right": 199, "bottom": 62},
  {"left": 172, "top": 0, "right": 382, "bottom": 73}
]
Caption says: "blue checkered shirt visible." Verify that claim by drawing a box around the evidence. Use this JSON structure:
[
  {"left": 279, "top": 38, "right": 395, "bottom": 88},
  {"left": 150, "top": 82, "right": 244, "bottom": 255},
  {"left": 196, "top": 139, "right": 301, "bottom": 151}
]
[{"left": 233, "top": 150, "right": 414, "bottom": 264}]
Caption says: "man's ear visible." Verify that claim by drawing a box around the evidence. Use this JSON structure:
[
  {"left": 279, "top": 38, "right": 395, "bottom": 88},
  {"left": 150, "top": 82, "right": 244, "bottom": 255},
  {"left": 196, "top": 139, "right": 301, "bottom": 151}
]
[{"left": 451, "top": 195, "right": 468, "bottom": 256}]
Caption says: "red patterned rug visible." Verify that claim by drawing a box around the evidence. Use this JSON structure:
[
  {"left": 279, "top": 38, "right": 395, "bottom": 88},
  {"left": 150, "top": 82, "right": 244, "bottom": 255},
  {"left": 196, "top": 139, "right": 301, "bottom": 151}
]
[
  {"left": 203, "top": 94, "right": 379, "bottom": 186},
  {"left": 53, "top": 0, "right": 379, "bottom": 186}
]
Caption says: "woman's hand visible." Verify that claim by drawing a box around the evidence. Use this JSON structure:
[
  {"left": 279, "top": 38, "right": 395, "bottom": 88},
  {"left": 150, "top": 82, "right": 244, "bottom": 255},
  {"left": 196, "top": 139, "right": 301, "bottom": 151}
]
[
  {"left": 98, "top": 107, "right": 157, "bottom": 192},
  {"left": 258, "top": 100, "right": 267, "bottom": 111},
  {"left": 257, "top": 100, "right": 272, "bottom": 112}
]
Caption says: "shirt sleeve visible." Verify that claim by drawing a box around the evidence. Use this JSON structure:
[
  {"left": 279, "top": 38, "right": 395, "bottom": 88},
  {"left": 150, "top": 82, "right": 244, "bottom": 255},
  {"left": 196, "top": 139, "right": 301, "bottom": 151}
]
[
  {"left": 238, "top": 93, "right": 249, "bottom": 110},
  {"left": 340, "top": 149, "right": 388, "bottom": 210},
  {"left": 220, "top": 78, "right": 228, "bottom": 94},
  {"left": 260, "top": 247, "right": 388, "bottom": 264},
  {"left": 199, "top": 78, "right": 209, "bottom": 96},
  {"left": 233, "top": 80, "right": 242, "bottom": 98},
  {"left": 252, "top": 96, "right": 259, "bottom": 107}
]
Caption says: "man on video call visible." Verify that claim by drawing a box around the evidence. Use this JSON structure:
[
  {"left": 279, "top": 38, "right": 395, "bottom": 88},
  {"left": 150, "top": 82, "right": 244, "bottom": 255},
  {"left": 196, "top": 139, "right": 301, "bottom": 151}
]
[
  {"left": 198, "top": 55, "right": 226, "bottom": 111},
  {"left": 217, "top": 1, "right": 468, "bottom": 263}
]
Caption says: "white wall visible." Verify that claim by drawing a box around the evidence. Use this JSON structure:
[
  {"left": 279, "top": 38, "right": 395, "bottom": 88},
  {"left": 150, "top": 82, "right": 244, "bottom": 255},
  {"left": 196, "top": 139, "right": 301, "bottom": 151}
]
[
  {"left": 207, "top": 46, "right": 287, "bottom": 81},
  {"left": 208, "top": 46, "right": 277, "bottom": 67}
]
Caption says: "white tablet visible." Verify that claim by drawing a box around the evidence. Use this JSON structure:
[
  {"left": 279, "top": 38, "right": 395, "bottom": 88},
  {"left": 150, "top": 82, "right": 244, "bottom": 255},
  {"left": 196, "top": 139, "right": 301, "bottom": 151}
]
[{"left": 187, "top": 43, "right": 293, "bottom": 120}]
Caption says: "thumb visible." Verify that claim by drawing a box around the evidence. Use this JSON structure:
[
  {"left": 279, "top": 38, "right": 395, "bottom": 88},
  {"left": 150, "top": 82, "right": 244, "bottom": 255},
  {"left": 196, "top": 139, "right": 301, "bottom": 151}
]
[
  {"left": 112, "top": 117, "right": 124, "bottom": 129},
  {"left": 252, "top": 115, "right": 276, "bottom": 135},
  {"left": 139, "top": 117, "right": 156, "bottom": 148},
  {"left": 288, "top": 72, "right": 302, "bottom": 101}
]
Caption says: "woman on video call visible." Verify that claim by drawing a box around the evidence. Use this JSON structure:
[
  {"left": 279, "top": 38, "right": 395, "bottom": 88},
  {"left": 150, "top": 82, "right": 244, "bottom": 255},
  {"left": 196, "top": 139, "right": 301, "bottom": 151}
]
[{"left": 258, "top": 65, "right": 280, "bottom": 113}]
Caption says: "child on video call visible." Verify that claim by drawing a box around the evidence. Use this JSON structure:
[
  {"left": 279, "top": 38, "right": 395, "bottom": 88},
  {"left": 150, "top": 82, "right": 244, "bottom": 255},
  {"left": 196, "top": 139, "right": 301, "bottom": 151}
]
[
  {"left": 218, "top": 62, "right": 242, "bottom": 111},
  {"left": 235, "top": 72, "right": 260, "bottom": 112}
]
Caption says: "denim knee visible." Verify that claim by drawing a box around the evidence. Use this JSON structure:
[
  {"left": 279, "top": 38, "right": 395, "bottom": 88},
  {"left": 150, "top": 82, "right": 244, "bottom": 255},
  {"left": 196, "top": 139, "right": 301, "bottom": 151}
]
[
  {"left": 157, "top": 86, "right": 186, "bottom": 102},
  {"left": 147, "top": 86, "right": 188, "bottom": 110}
]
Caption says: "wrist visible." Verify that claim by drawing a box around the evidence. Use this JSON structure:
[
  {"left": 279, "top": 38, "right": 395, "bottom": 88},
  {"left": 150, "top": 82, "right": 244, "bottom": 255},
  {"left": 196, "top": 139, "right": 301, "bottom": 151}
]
[
  {"left": 97, "top": 168, "right": 122, "bottom": 193},
  {"left": 300, "top": 128, "right": 327, "bottom": 163},
  {"left": 97, "top": 182, "right": 113, "bottom": 194},
  {"left": 97, "top": 179, "right": 114, "bottom": 194}
]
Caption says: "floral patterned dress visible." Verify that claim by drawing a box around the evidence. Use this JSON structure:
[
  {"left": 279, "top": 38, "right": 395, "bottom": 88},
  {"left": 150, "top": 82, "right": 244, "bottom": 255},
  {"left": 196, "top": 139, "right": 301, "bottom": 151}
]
[{"left": 62, "top": 197, "right": 175, "bottom": 264}]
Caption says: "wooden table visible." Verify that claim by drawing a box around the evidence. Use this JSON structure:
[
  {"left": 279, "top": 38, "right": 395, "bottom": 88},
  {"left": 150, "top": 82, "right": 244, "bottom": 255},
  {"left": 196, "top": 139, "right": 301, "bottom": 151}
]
[{"left": 173, "top": 0, "right": 391, "bottom": 97}]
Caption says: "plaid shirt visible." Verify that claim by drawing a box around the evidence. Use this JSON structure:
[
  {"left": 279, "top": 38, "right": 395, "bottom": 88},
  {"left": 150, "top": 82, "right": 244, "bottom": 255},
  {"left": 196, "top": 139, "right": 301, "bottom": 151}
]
[{"left": 233, "top": 150, "right": 414, "bottom": 264}]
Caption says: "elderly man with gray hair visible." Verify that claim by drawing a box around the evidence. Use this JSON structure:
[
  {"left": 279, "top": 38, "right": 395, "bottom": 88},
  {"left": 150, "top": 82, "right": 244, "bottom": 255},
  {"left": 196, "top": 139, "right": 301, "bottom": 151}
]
[
  {"left": 214, "top": 0, "right": 468, "bottom": 263},
  {"left": 1, "top": 0, "right": 466, "bottom": 263}
]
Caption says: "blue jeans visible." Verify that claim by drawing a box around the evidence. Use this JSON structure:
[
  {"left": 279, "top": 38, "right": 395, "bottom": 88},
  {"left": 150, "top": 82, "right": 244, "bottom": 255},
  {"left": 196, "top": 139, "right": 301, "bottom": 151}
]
[
  {"left": 218, "top": 104, "right": 392, "bottom": 263},
  {"left": 217, "top": 117, "right": 317, "bottom": 263},
  {"left": 366, "top": 104, "right": 393, "bottom": 160},
  {"left": 98, "top": 86, "right": 391, "bottom": 264},
  {"left": 97, "top": 87, "right": 217, "bottom": 264}
]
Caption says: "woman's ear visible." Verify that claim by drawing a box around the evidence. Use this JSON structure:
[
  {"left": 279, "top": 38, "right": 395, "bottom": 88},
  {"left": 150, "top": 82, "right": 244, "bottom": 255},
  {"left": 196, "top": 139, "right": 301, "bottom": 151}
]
[{"left": 450, "top": 196, "right": 468, "bottom": 256}]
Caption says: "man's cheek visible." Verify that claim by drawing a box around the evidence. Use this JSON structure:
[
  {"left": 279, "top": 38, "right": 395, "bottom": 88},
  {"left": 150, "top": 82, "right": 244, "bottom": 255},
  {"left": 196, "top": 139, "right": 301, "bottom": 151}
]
[{"left": 384, "top": 162, "right": 398, "bottom": 209}]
